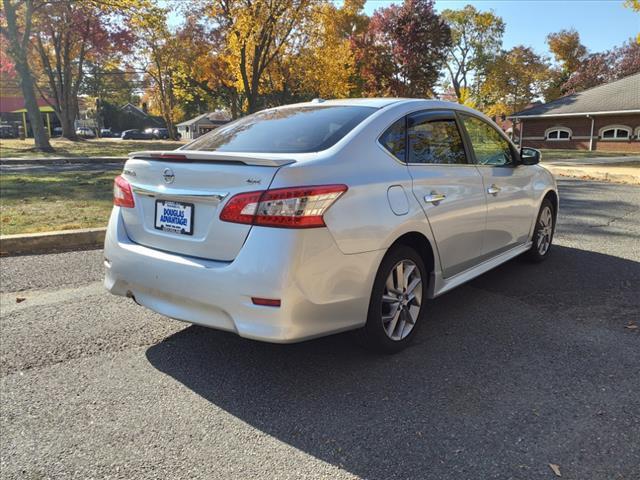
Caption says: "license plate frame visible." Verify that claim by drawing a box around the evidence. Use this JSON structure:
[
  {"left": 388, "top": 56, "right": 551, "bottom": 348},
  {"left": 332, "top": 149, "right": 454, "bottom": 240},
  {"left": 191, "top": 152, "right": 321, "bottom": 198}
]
[{"left": 154, "top": 200, "right": 194, "bottom": 236}]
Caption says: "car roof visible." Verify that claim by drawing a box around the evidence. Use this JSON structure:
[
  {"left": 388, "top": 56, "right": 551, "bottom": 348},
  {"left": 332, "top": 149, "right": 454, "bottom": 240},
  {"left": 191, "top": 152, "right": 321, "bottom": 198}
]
[
  {"left": 274, "top": 98, "right": 479, "bottom": 112},
  {"left": 272, "top": 98, "right": 410, "bottom": 109}
]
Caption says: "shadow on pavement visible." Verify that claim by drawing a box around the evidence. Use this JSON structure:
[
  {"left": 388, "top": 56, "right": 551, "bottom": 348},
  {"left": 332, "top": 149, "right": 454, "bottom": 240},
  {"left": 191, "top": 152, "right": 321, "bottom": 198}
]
[
  {"left": 146, "top": 245, "right": 640, "bottom": 479},
  {"left": 556, "top": 179, "right": 639, "bottom": 239}
]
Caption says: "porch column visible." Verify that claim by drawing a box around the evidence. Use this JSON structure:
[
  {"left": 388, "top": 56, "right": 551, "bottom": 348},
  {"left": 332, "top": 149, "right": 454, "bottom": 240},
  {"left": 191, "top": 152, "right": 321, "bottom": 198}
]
[
  {"left": 588, "top": 115, "right": 595, "bottom": 151},
  {"left": 46, "top": 113, "right": 51, "bottom": 136},
  {"left": 518, "top": 119, "right": 524, "bottom": 146},
  {"left": 22, "top": 111, "right": 28, "bottom": 137}
]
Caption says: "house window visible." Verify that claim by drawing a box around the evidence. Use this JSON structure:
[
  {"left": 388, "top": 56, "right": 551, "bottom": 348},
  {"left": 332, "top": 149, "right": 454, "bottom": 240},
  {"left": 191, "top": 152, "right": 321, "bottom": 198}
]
[
  {"left": 599, "top": 125, "right": 632, "bottom": 140},
  {"left": 545, "top": 127, "right": 572, "bottom": 141}
]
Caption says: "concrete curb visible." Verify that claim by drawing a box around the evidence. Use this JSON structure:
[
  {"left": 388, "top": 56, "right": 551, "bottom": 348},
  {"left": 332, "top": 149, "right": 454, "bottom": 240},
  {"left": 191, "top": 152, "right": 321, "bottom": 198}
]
[
  {"left": 0, "top": 228, "right": 106, "bottom": 256},
  {"left": 545, "top": 166, "right": 640, "bottom": 185},
  {"left": 0, "top": 157, "right": 126, "bottom": 165}
]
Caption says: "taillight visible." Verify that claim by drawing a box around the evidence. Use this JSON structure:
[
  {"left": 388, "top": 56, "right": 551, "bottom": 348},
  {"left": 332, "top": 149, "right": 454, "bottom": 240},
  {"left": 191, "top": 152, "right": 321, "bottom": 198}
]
[
  {"left": 113, "top": 175, "right": 135, "bottom": 208},
  {"left": 220, "top": 184, "right": 347, "bottom": 228}
]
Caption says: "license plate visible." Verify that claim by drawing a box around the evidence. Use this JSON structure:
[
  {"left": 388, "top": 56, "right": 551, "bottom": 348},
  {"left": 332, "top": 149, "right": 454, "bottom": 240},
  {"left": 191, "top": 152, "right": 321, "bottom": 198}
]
[{"left": 155, "top": 200, "right": 194, "bottom": 235}]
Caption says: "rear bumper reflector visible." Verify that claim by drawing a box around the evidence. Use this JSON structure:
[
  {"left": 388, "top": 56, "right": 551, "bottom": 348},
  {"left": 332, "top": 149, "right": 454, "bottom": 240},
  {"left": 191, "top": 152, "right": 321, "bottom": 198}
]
[{"left": 251, "top": 297, "right": 281, "bottom": 307}]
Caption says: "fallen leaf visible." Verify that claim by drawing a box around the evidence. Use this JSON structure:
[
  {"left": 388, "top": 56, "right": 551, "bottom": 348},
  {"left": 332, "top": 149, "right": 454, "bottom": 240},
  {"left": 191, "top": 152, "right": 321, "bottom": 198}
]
[
  {"left": 16, "top": 297, "right": 26, "bottom": 303},
  {"left": 549, "top": 463, "right": 561, "bottom": 477}
]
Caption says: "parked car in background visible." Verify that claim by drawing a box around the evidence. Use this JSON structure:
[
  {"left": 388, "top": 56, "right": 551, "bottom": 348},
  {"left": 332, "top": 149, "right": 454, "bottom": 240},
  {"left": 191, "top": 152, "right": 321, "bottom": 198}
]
[
  {"left": 100, "top": 128, "right": 120, "bottom": 138},
  {"left": 151, "top": 128, "right": 170, "bottom": 139},
  {"left": 76, "top": 127, "right": 96, "bottom": 138},
  {"left": 0, "top": 124, "right": 17, "bottom": 138},
  {"left": 52, "top": 127, "right": 63, "bottom": 137},
  {"left": 105, "top": 99, "right": 557, "bottom": 353},
  {"left": 144, "top": 128, "right": 181, "bottom": 140},
  {"left": 121, "top": 129, "right": 154, "bottom": 140}
]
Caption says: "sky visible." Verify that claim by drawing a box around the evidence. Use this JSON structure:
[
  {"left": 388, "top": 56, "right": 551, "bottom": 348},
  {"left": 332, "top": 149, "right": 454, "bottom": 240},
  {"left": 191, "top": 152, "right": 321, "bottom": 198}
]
[
  {"left": 364, "top": 0, "right": 639, "bottom": 57},
  {"left": 167, "top": 0, "right": 639, "bottom": 58}
]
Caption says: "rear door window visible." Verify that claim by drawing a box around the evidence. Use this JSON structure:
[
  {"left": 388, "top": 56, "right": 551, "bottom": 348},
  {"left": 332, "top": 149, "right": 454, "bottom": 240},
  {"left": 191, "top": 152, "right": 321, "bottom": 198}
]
[
  {"left": 407, "top": 113, "right": 467, "bottom": 165},
  {"left": 183, "top": 106, "right": 376, "bottom": 153}
]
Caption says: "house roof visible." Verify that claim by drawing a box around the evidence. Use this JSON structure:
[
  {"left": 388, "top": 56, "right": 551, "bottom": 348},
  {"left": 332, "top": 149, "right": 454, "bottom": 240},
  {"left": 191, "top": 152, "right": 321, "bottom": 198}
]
[
  {"left": 0, "top": 96, "right": 54, "bottom": 113},
  {"left": 177, "top": 110, "right": 232, "bottom": 127},
  {"left": 120, "top": 103, "right": 149, "bottom": 117},
  {"left": 11, "top": 106, "right": 55, "bottom": 113},
  {"left": 510, "top": 73, "right": 640, "bottom": 118}
]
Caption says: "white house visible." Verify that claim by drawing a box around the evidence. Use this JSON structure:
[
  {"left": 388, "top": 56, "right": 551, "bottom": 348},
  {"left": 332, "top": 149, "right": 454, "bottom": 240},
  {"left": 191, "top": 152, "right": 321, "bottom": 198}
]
[{"left": 176, "top": 110, "right": 232, "bottom": 140}]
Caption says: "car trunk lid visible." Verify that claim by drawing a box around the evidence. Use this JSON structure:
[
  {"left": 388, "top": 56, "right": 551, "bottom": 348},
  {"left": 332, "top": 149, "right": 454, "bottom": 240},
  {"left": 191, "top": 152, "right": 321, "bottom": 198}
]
[{"left": 119, "top": 151, "right": 295, "bottom": 261}]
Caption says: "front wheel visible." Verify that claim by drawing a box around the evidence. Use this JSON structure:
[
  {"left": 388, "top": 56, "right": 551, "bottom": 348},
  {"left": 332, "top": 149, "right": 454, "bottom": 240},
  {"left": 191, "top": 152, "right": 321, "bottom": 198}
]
[
  {"left": 355, "top": 245, "right": 428, "bottom": 353},
  {"left": 526, "top": 198, "right": 555, "bottom": 262}
]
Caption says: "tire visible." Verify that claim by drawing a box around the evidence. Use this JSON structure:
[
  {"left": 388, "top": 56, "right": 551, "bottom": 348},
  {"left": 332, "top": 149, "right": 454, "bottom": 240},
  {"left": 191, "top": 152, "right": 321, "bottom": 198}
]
[
  {"left": 525, "top": 198, "right": 555, "bottom": 263},
  {"left": 355, "top": 245, "right": 428, "bottom": 353}
]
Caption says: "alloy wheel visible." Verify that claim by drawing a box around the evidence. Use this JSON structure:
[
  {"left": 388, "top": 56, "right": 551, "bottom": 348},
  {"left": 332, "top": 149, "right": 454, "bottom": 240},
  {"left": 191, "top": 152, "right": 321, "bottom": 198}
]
[
  {"left": 381, "top": 259, "right": 422, "bottom": 341},
  {"left": 536, "top": 206, "right": 553, "bottom": 255}
]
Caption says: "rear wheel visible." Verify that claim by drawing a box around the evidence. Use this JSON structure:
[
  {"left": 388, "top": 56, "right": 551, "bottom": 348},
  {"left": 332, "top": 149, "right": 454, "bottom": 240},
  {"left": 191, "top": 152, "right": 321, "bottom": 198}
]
[
  {"left": 526, "top": 199, "right": 555, "bottom": 262},
  {"left": 355, "top": 245, "right": 428, "bottom": 353}
]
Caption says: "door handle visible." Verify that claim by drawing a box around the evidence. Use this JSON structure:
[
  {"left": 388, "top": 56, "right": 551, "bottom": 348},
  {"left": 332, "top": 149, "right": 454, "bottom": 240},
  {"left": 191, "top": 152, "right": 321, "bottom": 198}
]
[
  {"left": 424, "top": 192, "right": 446, "bottom": 205},
  {"left": 487, "top": 184, "right": 501, "bottom": 196}
]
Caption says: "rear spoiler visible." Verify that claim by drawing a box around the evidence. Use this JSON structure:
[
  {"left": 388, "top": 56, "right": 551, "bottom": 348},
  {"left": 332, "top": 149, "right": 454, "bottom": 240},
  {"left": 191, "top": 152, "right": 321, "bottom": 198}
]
[{"left": 128, "top": 150, "right": 296, "bottom": 167}]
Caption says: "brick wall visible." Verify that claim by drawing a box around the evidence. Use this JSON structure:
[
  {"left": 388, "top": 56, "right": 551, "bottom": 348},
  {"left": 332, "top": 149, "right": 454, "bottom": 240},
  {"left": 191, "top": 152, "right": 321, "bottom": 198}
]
[{"left": 514, "top": 114, "right": 640, "bottom": 152}]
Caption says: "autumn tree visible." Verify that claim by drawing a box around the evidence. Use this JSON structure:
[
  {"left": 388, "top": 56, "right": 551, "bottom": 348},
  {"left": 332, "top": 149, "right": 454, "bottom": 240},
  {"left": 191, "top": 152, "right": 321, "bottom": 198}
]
[
  {"left": 267, "top": 0, "right": 366, "bottom": 103},
  {"left": 169, "top": 16, "right": 243, "bottom": 119},
  {"left": 32, "top": 0, "right": 133, "bottom": 139},
  {"left": 441, "top": 4, "right": 504, "bottom": 103},
  {"left": 354, "top": 0, "right": 451, "bottom": 97},
  {"left": 81, "top": 62, "right": 139, "bottom": 108},
  {"left": 626, "top": 0, "right": 640, "bottom": 10},
  {"left": 616, "top": 39, "right": 640, "bottom": 77},
  {"left": 302, "top": 0, "right": 367, "bottom": 98},
  {"left": 561, "top": 39, "right": 639, "bottom": 94},
  {"left": 0, "top": 0, "right": 52, "bottom": 151},
  {"left": 132, "top": 5, "right": 182, "bottom": 138},
  {"left": 480, "top": 46, "right": 549, "bottom": 116},
  {"left": 547, "top": 29, "right": 587, "bottom": 73},
  {"left": 206, "top": 0, "right": 314, "bottom": 114},
  {"left": 624, "top": 0, "right": 640, "bottom": 42},
  {"left": 543, "top": 29, "right": 587, "bottom": 100}
]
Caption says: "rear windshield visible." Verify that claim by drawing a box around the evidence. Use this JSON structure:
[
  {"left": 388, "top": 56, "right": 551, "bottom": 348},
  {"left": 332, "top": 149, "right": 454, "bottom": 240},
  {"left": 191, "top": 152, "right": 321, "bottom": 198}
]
[{"left": 182, "top": 105, "right": 376, "bottom": 153}]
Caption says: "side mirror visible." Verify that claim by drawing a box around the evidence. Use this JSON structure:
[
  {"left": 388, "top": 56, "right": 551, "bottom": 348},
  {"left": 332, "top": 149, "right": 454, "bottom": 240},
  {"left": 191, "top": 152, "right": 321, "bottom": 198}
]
[{"left": 520, "top": 147, "right": 541, "bottom": 165}]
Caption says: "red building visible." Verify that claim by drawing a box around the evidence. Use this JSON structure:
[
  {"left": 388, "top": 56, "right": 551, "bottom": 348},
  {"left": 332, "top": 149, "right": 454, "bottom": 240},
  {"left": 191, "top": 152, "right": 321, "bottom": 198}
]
[{"left": 509, "top": 73, "right": 640, "bottom": 153}]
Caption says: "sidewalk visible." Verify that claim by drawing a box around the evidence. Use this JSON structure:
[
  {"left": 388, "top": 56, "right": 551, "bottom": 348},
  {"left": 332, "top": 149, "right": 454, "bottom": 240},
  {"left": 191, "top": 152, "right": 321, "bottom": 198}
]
[
  {"left": 543, "top": 161, "right": 640, "bottom": 185},
  {"left": 542, "top": 155, "right": 640, "bottom": 166}
]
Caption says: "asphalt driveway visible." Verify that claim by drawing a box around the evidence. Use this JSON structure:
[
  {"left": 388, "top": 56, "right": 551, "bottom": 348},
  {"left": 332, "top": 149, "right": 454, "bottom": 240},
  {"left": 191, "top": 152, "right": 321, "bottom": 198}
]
[{"left": 1, "top": 178, "right": 639, "bottom": 479}]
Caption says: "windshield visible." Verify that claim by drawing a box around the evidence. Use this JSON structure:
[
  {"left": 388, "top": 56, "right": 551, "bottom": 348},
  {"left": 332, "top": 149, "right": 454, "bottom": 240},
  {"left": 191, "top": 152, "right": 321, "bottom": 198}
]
[{"left": 182, "top": 105, "right": 376, "bottom": 153}]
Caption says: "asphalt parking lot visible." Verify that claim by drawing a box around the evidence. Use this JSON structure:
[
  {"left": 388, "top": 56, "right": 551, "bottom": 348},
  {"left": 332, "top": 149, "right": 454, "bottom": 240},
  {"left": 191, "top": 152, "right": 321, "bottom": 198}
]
[{"left": 1, "top": 178, "right": 639, "bottom": 480}]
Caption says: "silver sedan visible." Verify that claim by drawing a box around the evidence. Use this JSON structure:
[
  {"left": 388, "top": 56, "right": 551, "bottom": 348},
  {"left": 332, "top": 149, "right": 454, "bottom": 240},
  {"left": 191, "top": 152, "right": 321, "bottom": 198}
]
[{"left": 104, "top": 98, "right": 558, "bottom": 352}]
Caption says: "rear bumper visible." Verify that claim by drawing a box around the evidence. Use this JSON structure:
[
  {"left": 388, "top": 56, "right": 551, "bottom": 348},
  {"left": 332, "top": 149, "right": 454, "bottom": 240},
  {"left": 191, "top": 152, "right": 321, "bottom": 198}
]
[{"left": 104, "top": 208, "right": 383, "bottom": 343}]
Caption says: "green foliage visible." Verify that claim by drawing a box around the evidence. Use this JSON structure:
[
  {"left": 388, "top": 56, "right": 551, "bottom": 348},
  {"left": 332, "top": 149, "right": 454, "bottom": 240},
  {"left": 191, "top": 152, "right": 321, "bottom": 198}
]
[
  {"left": 441, "top": 4, "right": 505, "bottom": 102},
  {"left": 480, "top": 46, "right": 549, "bottom": 116}
]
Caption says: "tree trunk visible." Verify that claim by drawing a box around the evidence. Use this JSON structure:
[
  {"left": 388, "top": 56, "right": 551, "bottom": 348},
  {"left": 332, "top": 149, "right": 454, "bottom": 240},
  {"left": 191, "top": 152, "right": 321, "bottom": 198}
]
[
  {"left": 246, "top": 91, "right": 259, "bottom": 114},
  {"left": 15, "top": 59, "right": 53, "bottom": 150},
  {"left": 2, "top": 0, "right": 53, "bottom": 152},
  {"left": 59, "top": 111, "right": 76, "bottom": 139},
  {"left": 452, "top": 78, "right": 462, "bottom": 102}
]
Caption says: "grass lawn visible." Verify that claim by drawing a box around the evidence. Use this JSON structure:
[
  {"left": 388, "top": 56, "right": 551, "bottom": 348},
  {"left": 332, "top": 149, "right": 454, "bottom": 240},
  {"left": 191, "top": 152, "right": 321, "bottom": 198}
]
[
  {"left": 0, "top": 171, "right": 116, "bottom": 235},
  {"left": 0, "top": 137, "right": 186, "bottom": 159},
  {"left": 540, "top": 149, "right": 638, "bottom": 161}
]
